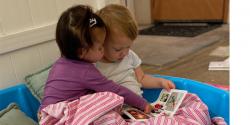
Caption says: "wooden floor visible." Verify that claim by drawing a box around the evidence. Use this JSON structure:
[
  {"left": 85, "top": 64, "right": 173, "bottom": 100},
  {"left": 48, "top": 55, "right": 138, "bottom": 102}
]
[{"left": 141, "top": 39, "right": 229, "bottom": 85}]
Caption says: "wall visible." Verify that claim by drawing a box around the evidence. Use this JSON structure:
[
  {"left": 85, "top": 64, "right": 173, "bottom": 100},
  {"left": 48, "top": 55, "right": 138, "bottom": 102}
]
[
  {"left": 0, "top": 0, "right": 122, "bottom": 89},
  {"left": 133, "top": 0, "right": 152, "bottom": 25}
]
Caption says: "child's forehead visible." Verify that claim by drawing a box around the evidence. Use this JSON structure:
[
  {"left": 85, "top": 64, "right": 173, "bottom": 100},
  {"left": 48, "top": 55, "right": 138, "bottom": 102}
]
[
  {"left": 109, "top": 27, "right": 125, "bottom": 36},
  {"left": 109, "top": 33, "right": 132, "bottom": 45},
  {"left": 109, "top": 28, "right": 128, "bottom": 39}
]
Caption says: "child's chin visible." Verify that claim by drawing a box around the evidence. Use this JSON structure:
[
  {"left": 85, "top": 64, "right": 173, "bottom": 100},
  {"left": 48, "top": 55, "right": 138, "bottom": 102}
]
[
  {"left": 106, "top": 58, "right": 121, "bottom": 63},
  {"left": 114, "top": 58, "right": 123, "bottom": 62}
]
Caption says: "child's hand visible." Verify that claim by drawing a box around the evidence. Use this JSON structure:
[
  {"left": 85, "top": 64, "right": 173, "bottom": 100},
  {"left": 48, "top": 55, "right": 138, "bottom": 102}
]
[
  {"left": 144, "top": 103, "right": 154, "bottom": 114},
  {"left": 159, "top": 78, "right": 175, "bottom": 91}
]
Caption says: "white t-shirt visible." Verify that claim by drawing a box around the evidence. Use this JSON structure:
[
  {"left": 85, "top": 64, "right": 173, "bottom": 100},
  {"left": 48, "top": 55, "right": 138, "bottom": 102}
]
[{"left": 96, "top": 50, "right": 143, "bottom": 96}]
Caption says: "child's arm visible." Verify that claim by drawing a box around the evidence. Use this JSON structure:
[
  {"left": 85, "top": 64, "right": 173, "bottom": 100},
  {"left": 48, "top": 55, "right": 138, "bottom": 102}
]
[
  {"left": 134, "top": 66, "right": 175, "bottom": 91},
  {"left": 85, "top": 67, "right": 153, "bottom": 113}
]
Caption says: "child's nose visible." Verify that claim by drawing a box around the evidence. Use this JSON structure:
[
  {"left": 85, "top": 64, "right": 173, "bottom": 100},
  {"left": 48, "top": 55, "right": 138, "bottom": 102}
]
[{"left": 100, "top": 47, "right": 104, "bottom": 53}]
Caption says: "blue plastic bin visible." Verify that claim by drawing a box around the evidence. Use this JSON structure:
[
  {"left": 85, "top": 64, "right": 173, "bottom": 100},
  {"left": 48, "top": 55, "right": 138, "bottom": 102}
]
[
  {"left": 0, "top": 75, "right": 229, "bottom": 124},
  {"left": 0, "top": 84, "right": 40, "bottom": 121}
]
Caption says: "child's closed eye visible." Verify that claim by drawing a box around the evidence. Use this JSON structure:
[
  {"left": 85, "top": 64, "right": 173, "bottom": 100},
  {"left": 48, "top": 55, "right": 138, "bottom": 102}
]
[
  {"left": 114, "top": 49, "right": 122, "bottom": 52},
  {"left": 98, "top": 47, "right": 104, "bottom": 51},
  {"left": 113, "top": 46, "right": 130, "bottom": 52},
  {"left": 113, "top": 48, "right": 123, "bottom": 52}
]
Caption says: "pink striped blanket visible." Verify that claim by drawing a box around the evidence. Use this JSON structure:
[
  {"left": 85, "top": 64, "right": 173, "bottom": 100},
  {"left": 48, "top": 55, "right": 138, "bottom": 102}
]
[{"left": 39, "top": 92, "right": 227, "bottom": 125}]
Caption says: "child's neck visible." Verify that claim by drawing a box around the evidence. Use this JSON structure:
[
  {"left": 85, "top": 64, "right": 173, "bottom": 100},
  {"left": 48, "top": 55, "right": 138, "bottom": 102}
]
[{"left": 100, "top": 57, "right": 115, "bottom": 63}]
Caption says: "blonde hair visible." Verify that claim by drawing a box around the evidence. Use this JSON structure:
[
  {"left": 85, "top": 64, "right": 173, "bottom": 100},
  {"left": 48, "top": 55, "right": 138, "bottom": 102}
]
[{"left": 96, "top": 4, "right": 138, "bottom": 40}]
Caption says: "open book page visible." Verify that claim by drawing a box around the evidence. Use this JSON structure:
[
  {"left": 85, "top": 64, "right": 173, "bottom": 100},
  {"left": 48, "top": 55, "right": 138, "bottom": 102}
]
[
  {"left": 150, "top": 89, "right": 171, "bottom": 116},
  {"left": 122, "top": 89, "right": 187, "bottom": 121},
  {"left": 162, "top": 89, "right": 187, "bottom": 117},
  {"left": 151, "top": 89, "right": 187, "bottom": 117},
  {"left": 122, "top": 107, "right": 152, "bottom": 121}
]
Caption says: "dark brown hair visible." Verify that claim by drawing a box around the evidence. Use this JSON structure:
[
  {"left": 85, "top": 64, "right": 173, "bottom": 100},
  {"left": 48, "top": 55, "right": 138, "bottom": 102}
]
[{"left": 56, "top": 5, "right": 105, "bottom": 60}]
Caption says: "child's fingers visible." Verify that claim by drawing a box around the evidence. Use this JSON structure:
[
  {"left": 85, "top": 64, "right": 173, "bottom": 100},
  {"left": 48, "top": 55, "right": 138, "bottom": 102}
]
[
  {"left": 168, "top": 81, "right": 176, "bottom": 89},
  {"left": 163, "top": 80, "right": 175, "bottom": 91},
  {"left": 165, "top": 87, "right": 170, "bottom": 91},
  {"left": 164, "top": 83, "right": 171, "bottom": 91},
  {"left": 144, "top": 104, "right": 153, "bottom": 114}
]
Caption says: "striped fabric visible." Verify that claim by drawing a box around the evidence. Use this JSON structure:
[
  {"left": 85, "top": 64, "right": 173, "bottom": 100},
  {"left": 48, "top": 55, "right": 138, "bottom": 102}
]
[
  {"left": 40, "top": 92, "right": 124, "bottom": 125},
  {"left": 40, "top": 92, "right": 227, "bottom": 125}
]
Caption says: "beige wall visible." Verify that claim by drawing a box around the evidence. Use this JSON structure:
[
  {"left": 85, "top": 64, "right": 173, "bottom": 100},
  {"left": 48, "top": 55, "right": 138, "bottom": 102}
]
[
  {"left": 0, "top": 0, "right": 122, "bottom": 89},
  {"left": 0, "top": 0, "right": 153, "bottom": 89},
  {"left": 133, "top": 0, "right": 152, "bottom": 25}
]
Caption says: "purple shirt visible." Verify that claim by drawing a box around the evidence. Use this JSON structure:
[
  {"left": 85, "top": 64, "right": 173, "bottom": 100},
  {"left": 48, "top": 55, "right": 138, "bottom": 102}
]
[{"left": 40, "top": 57, "right": 147, "bottom": 110}]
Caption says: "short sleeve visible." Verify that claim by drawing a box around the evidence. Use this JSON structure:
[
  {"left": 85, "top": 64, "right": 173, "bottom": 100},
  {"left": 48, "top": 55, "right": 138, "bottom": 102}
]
[{"left": 129, "top": 50, "right": 142, "bottom": 68}]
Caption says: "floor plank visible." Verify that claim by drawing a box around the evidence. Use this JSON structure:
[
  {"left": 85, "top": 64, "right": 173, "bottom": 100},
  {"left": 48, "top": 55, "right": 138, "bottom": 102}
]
[{"left": 141, "top": 39, "right": 229, "bottom": 85}]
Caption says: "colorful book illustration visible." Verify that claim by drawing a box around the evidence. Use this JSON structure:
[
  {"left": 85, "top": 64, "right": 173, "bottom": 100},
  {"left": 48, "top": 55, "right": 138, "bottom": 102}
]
[{"left": 122, "top": 89, "right": 187, "bottom": 121}]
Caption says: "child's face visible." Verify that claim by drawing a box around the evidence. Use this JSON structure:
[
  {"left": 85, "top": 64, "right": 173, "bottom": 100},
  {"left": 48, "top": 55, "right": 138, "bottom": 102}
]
[
  {"left": 81, "top": 27, "right": 105, "bottom": 63},
  {"left": 102, "top": 28, "right": 133, "bottom": 62}
]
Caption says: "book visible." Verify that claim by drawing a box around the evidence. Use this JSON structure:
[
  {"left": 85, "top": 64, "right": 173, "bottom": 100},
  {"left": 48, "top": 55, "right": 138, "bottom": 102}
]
[
  {"left": 122, "top": 107, "right": 151, "bottom": 121},
  {"left": 151, "top": 89, "right": 187, "bottom": 117},
  {"left": 122, "top": 89, "right": 187, "bottom": 121}
]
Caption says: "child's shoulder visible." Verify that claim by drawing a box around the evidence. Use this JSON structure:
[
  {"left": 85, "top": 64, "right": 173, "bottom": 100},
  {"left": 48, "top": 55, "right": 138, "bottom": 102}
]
[
  {"left": 128, "top": 49, "right": 137, "bottom": 56},
  {"left": 127, "top": 50, "right": 141, "bottom": 63},
  {"left": 53, "top": 57, "right": 95, "bottom": 72},
  {"left": 128, "top": 50, "right": 139, "bottom": 58}
]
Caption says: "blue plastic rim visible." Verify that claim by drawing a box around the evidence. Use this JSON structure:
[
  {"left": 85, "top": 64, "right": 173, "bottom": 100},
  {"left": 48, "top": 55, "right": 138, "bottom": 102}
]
[
  {"left": 142, "top": 75, "right": 229, "bottom": 124},
  {"left": 0, "top": 84, "right": 40, "bottom": 121},
  {"left": 0, "top": 75, "right": 229, "bottom": 124}
]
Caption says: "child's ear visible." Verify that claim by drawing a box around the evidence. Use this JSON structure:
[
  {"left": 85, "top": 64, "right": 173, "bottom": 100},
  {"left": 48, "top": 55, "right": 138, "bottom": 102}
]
[{"left": 78, "top": 48, "right": 87, "bottom": 59}]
